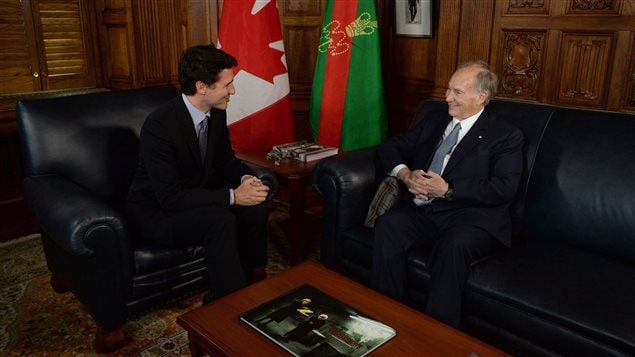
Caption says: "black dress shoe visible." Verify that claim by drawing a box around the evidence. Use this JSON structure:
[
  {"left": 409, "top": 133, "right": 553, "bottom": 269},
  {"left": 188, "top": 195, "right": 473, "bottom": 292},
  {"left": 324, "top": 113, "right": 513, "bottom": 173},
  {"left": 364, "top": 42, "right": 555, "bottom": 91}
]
[{"left": 202, "top": 291, "right": 216, "bottom": 305}]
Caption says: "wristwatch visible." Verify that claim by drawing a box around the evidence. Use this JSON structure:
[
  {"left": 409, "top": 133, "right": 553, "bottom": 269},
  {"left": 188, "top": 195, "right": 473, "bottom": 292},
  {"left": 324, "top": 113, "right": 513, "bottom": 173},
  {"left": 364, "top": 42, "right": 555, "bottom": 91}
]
[{"left": 444, "top": 186, "right": 454, "bottom": 201}]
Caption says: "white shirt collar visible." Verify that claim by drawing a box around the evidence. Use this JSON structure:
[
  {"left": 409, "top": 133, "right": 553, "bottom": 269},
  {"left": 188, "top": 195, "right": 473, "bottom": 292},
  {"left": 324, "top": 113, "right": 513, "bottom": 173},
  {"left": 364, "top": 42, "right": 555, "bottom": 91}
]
[
  {"left": 450, "top": 107, "right": 484, "bottom": 143},
  {"left": 182, "top": 93, "right": 209, "bottom": 128}
]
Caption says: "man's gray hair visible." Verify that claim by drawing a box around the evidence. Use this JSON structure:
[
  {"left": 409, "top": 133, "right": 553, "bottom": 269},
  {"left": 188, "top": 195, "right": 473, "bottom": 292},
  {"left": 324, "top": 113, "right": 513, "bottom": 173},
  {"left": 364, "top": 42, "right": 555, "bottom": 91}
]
[{"left": 458, "top": 61, "right": 497, "bottom": 104}]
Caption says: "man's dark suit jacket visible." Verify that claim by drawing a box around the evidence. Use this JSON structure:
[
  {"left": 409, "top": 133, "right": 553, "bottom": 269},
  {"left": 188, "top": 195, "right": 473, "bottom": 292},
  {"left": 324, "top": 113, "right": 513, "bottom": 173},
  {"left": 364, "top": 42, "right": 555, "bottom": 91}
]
[
  {"left": 126, "top": 94, "right": 252, "bottom": 244},
  {"left": 377, "top": 106, "right": 524, "bottom": 247}
]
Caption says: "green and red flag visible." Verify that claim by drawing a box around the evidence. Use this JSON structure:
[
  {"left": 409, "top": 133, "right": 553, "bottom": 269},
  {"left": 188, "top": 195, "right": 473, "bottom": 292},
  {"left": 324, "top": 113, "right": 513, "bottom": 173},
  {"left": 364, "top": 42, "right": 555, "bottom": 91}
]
[{"left": 309, "top": 0, "right": 386, "bottom": 151}]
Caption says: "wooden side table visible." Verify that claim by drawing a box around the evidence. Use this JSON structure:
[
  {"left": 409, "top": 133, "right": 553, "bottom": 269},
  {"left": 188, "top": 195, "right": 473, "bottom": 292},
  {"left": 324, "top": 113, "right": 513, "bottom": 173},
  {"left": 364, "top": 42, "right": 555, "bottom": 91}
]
[{"left": 236, "top": 151, "right": 320, "bottom": 265}]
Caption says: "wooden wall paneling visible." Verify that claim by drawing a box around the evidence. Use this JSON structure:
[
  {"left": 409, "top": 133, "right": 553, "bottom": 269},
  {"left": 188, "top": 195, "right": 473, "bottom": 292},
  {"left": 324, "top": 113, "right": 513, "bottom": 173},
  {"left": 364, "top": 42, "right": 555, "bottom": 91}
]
[
  {"left": 606, "top": 31, "right": 633, "bottom": 110},
  {"left": 131, "top": 0, "right": 167, "bottom": 86},
  {"left": 432, "top": 0, "right": 461, "bottom": 98},
  {"left": 493, "top": 0, "right": 549, "bottom": 102},
  {"left": 0, "top": 0, "right": 42, "bottom": 95},
  {"left": 279, "top": 0, "right": 324, "bottom": 140},
  {"left": 505, "top": 0, "right": 551, "bottom": 15},
  {"left": 99, "top": 0, "right": 136, "bottom": 88},
  {"left": 565, "top": 0, "right": 622, "bottom": 15},
  {"left": 1, "top": 0, "right": 98, "bottom": 94},
  {"left": 456, "top": 0, "right": 495, "bottom": 65},
  {"left": 497, "top": 30, "right": 547, "bottom": 101},
  {"left": 538, "top": 29, "right": 562, "bottom": 103},
  {"left": 99, "top": 0, "right": 193, "bottom": 89},
  {"left": 383, "top": 0, "right": 438, "bottom": 134},
  {"left": 164, "top": 0, "right": 182, "bottom": 85},
  {"left": 32, "top": 0, "right": 98, "bottom": 90},
  {"left": 627, "top": 34, "right": 635, "bottom": 111},
  {"left": 284, "top": 25, "right": 321, "bottom": 96},
  {"left": 554, "top": 32, "right": 613, "bottom": 108},
  {"left": 186, "top": 0, "right": 218, "bottom": 47}
]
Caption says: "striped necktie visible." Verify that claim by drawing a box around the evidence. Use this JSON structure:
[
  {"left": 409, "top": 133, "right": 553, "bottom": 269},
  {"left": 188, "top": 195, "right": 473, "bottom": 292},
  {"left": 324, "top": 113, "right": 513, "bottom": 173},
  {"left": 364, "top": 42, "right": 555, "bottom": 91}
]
[
  {"left": 197, "top": 116, "right": 209, "bottom": 163},
  {"left": 427, "top": 122, "right": 461, "bottom": 175},
  {"left": 417, "top": 122, "right": 461, "bottom": 205}
]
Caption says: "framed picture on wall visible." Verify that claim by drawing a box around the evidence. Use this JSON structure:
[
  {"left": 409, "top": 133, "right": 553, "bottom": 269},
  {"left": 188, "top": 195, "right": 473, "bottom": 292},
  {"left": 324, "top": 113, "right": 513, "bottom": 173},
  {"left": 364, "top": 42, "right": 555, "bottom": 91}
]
[{"left": 394, "top": 0, "right": 433, "bottom": 38}]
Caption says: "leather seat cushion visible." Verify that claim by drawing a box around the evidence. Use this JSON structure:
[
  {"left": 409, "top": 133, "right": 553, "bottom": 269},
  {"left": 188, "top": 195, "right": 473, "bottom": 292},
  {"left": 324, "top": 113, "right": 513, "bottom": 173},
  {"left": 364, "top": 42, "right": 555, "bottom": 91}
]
[
  {"left": 132, "top": 244, "right": 207, "bottom": 300},
  {"left": 466, "top": 240, "right": 635, "bottom": 354},
  {"left": 134, "top": 244, "right": 205, "bottom": 275}
]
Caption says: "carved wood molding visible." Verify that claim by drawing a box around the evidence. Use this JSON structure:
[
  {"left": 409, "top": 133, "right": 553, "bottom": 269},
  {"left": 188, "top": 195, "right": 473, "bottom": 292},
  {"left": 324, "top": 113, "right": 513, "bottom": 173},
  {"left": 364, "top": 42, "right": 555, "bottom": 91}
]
[
  {"left": 557, "top": 33, "right": 613, "bottom": 107},
  {"left": 506, "top": 0, "right": 550, "bottom": 15},
  {"left": 566, "top": 0, "right": 621, "bottom": 15},
  {"left": 499, "top": 32, "right": 545, "bottom": 100}
]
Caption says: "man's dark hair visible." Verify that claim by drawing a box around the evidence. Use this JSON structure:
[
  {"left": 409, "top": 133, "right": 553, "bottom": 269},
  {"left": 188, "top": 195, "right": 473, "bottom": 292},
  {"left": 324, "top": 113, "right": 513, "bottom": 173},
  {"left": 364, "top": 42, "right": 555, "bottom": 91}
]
[{"left": 178, "top": 45, "right": 238, "bottom": 95}]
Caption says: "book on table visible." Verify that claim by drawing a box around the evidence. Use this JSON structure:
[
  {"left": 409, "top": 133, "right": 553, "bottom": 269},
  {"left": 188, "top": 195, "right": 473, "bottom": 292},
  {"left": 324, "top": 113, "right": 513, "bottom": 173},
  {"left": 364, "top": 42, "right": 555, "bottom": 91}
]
[
  {"left": 272, "top": 140, "right": 311, "bottom": 154},
  {"left": 291, "top": 144, "right": 338, "bottom": 162},
  {"left": 268, "top": 141, "right": 338, "bottom": 162},
  {"left": 240, "top": 284, "right": 396, "bottom": 356}
]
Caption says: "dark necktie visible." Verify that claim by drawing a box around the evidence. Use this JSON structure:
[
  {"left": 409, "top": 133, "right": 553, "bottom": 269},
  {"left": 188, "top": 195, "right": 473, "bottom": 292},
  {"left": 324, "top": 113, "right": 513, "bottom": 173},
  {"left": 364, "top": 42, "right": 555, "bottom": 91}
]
[
  {"left": 197, "top": 116, "right": 209, "bottom": 163},
  {"left": 427, "top": 122, "right": 461, "bottom": 175},
  {"left": 418, "top": 122, "right": 461, "bottom": 205}
]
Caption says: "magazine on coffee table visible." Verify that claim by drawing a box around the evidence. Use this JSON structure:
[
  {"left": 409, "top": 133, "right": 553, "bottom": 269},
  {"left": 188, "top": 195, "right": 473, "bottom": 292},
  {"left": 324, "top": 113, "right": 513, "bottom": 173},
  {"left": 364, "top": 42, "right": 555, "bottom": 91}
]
[{"left": 240, "top": 284, "right": 396, "bottom": 356}]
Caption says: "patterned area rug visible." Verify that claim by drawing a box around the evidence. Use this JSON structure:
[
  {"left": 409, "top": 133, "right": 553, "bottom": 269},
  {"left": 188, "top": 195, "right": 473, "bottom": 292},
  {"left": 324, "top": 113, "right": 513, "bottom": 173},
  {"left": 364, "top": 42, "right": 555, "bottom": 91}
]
[{"left": 0, "top": 201, "right": 320, "bottom": 356}]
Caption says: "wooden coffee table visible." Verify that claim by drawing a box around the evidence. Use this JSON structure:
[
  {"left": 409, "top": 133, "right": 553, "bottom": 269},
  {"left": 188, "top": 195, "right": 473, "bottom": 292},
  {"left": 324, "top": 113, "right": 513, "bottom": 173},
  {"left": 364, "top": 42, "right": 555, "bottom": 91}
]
[
  {"left": 236, "top": 151, "right": 320, "bottom": 265},
  {"left": 177, "top": 261, "right": 507, "bottom": 356}
]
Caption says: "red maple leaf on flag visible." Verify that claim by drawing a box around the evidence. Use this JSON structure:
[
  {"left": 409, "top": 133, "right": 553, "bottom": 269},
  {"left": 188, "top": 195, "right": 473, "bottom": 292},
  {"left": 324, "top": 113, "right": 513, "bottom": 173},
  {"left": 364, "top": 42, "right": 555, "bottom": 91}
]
[{"left": 220, "top": 1, "right": 288, "bottom": 84}]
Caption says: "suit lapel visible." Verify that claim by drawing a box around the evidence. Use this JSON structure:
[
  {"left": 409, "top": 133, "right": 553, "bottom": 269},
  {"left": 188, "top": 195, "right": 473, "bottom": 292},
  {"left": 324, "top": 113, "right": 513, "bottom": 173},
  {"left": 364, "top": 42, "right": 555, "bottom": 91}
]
[
  {"left": 203, "top": 111, "right": 218, "bottom": 170},
  {"left": 442, "top": 110, "right": 491, "bottom": 176}
]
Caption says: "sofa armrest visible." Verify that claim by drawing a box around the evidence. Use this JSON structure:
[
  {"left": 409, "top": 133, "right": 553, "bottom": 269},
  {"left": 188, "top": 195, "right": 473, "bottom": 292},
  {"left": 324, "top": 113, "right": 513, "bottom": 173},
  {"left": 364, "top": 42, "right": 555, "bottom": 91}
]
[
  {"left": 245, "top": 164, "right": 280, "bottom": 202},
  {"left": 23, "top": 175, "right": 132, "bottom": 259},
  {"left": 24, "top": 175, "right": 134, "bottom": 327},
  {"left": 312, "top": 148, "right": 381, "bottom": 266}
]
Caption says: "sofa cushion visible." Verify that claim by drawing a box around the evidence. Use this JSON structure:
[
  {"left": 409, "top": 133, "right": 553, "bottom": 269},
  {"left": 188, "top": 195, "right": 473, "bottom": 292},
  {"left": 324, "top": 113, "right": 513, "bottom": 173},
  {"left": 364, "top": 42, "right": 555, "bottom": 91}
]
[
  {"left": 520, "top": 108, "right": 635, "bottom": 264},
  {"left": 134, "top": 244, "right": 205, "bottom": 276},
  {"left": 466, "top": 240, "right": 635, "bottom": 355}
]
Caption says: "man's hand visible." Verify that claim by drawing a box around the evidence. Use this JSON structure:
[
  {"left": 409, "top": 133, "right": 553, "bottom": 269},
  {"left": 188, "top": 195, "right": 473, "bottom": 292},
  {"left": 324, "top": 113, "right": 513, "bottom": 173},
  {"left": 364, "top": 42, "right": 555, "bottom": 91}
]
[
  {"left": 397, "top": 168, "right": 448, "bottom": 201},
  {"left": 421, "top": 171, "right": 449, "bottom": 199},
  {"left": 234, "top": 176, "right": 269, "bottom": 206}
]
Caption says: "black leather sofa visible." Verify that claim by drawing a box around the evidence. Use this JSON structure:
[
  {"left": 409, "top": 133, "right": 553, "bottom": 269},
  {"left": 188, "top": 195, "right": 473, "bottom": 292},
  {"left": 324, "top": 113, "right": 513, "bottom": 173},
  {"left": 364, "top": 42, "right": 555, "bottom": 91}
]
[
  {"left": 312, "top": 99, "right": 635, "bottom": 356},
  {"left": 16, "top": 86, "right": 278, "bottom": 352}
]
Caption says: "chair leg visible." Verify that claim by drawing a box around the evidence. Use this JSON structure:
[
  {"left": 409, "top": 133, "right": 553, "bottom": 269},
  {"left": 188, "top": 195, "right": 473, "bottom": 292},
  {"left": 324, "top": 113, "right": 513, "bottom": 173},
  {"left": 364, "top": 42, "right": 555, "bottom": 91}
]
[
  {"left": 94, "top": 325, "right": 127, "bottom": 353},
  {"left": 49, "top": 274, "right": 69, "bottom": 293}
]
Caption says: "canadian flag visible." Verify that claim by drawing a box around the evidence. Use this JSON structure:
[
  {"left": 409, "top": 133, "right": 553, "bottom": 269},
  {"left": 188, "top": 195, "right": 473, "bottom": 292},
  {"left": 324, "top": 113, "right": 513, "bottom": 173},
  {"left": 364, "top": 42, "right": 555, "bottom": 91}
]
[{"left": 218, "top": 0, "right": 296, "bottom": 153}]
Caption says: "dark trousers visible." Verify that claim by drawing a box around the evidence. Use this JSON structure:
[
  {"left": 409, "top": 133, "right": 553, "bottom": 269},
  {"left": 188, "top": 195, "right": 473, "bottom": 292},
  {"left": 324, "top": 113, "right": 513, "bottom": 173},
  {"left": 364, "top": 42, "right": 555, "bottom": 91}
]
[
  {"left": 371, "top": 201, "right": 499, "bottom": 328},
  {"left": 171, "top": 202, "right": 268, "bottom": 298}
]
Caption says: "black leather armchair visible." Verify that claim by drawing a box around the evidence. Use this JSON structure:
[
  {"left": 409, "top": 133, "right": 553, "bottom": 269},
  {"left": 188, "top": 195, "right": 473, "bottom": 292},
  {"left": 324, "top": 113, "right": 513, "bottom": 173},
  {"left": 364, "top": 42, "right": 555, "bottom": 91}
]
[{"left": 17, "top": 86, "right": 279, "bottom": 352}]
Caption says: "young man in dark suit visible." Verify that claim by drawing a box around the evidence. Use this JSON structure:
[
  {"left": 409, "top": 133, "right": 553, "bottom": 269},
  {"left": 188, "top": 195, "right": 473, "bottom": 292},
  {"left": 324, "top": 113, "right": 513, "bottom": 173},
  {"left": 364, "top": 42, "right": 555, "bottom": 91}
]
[
  {"left": 371, "top": 61, "right": 524, "bottom": 327},
  {"left": 125, "top": 45, "right": 270, "bottom": 304}
]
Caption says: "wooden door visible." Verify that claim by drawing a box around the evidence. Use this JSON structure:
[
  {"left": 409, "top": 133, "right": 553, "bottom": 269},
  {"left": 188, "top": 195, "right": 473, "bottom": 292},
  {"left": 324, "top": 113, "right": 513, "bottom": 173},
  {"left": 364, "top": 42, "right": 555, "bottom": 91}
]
[{"left": 0, "top": 0, "right": 98, "bottom": 95}]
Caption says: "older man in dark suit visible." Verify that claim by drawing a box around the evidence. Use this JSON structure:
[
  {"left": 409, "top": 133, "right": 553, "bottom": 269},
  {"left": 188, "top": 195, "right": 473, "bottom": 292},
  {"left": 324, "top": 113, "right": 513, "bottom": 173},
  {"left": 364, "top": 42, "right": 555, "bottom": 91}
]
[
  {"left": 125, "top": 45, "right": 270, "bottom": 304},
  {"left": 371, "top": 61, "right": 524, "bottom": 327}
]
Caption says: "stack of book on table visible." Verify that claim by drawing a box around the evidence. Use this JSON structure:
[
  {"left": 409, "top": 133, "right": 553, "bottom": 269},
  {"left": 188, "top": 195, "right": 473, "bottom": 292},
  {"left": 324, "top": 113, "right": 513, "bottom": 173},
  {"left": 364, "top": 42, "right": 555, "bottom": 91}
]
[{"left": 268, "top": 140, "right": 339, "bottom": 162}]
